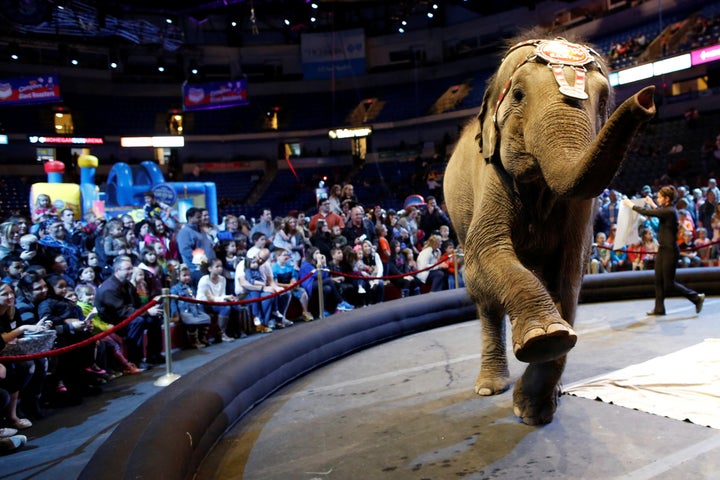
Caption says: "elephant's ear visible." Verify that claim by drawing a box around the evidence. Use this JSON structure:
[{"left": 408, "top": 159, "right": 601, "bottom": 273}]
[{"left": 476, "top": 75, "right": 499, "bottom": 163}]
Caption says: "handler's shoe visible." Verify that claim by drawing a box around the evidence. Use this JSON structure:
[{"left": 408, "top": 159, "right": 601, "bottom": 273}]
[{"left": 695, "top": 294, "right": 705, "bottom": 314}]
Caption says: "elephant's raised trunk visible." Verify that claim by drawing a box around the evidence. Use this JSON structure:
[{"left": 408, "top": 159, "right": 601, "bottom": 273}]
[{"left": 546, "top": 86, "right": 656, "bottom": 199}]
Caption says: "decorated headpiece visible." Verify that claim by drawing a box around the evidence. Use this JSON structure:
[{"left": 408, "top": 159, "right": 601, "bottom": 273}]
[{"left": 492, "top": 38, "right": 604, "bottom": 126}]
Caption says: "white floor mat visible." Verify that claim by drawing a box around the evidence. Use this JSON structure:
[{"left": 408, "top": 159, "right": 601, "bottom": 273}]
[{"left": 563, "top": 339, "right": 720, "bottom": 429}]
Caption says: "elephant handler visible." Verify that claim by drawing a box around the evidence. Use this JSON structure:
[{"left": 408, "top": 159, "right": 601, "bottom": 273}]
[{"left": 622, "top": 186, "right": 705, "bottom": 316}]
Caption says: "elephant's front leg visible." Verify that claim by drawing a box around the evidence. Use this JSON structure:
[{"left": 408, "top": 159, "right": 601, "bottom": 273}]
[
  {"left": 513, "top": 356, "right": 567, "bottom": 425},
  {"left": 475, "top": 302, "right": 511, "bottom": 396},
  {"left": 465, "top": 247, "right": 577, "bottom": 363},
  {"left": 465, "top": 243, "right": 576, "bottom": 365}
]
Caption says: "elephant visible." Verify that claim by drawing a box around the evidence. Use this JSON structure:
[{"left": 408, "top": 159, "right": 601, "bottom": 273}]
[{"left": 443, "top": 36, "right": 656, "bottom": 425}]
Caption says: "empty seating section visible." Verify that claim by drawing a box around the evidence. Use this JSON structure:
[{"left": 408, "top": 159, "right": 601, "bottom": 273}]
[
  {"left": 0, "top": 175, "right": 43, "bottom": 217},
  {"left": 352, "top": 159, "right": 418, "bottom": 211},
  {"left": 611, "top": 109, "right": 720, "bottom": 194},
  {"left": 254, "top": 167, "right": 325, "bottom": 215}
]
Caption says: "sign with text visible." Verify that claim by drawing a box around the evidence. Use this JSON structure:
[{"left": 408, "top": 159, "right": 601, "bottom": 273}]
[
  {"left": 691, "top": 43, "right": 720, "bottom": 66},
  {"left": 301, "top": 29, "right": 366, "bottom": 80},
  {"left": 28, "top": 135, "right": 104, "bottom": 145},
  {"left": 0, "top": 75, "right": 61, "bottom": 106},
  {"left": 183, "top": 79, "right": 248, "bottom": 111}
]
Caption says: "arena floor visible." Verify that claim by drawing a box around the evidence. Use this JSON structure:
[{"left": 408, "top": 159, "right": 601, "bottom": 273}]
[{"left": 2, "top": 296, "right": 720, "bottom": 479}]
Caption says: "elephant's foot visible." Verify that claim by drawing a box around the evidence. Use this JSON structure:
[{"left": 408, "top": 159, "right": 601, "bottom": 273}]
[
  {"left": 473, "top": 371, "right": 510, "bottom": 396},
  {"left": 512, "top": 318, "right": 576, "bottom": 363},
  {"left": 512, "top": 376, "right": 561, "bottom": 426}
]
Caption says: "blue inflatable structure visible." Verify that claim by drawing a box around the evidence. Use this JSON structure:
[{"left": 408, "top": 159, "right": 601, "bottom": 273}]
[{"left": 105, "top": 161, "right": 219, "bottom": 224}]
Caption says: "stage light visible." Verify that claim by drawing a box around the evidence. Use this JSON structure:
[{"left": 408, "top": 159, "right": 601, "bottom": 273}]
[
  {"left": 427, "top": 12, "right": 434, "bottom": 18},
  {"left": 9, "top": 42, "right": 19, "bottom": 61},
  {"left": 71, "top": 58, "right": 79, "bottom": 66},
  {"left": 311, "top": 3, "right": 318, "bottom": 8},
  {"left": 110, "top": 61, "right": 118, "bottom": 69},
  {"left": 284, "top": 19, "right": 291, "bottom": 26},
  {"left": 231, "top": 20, "right": 238, "bottom": 27}
]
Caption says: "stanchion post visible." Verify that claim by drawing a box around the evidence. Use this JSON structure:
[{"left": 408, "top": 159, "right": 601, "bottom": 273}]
[
  {"left": 154, "top": 288, "right": 181, "bottom": 387},
  {"left": 453, "top": 253, "right": 459, "bottom": 289},
  {"left": 317, "top": 268, "right": 325, "bottom": 320}
]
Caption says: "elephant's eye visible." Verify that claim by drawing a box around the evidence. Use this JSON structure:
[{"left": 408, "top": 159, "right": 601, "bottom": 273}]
[{"left": 512, "top": 88, "right": 524, "bottom": 102}]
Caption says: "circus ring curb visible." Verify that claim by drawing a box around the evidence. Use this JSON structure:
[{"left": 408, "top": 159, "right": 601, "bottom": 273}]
[{"left": 80, "top": 268, "right": 720, "bottom": 480}]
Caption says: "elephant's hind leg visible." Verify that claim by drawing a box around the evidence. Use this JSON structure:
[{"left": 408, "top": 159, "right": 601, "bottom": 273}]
[
  {"left": 512, "top": 357, "right": 566, "bottom": 425},
  {"left": 475, "top": 303, "right": 510, "bottom": 396}
]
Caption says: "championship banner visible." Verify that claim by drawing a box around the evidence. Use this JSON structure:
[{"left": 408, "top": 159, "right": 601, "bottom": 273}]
[
  {"left": 301, "top": 28, "right": 365, "bottom": 80},
  {"left": 0, "top": 75, "right": 61, "bottom": 106},
  {"left": 183, "top": 78, "right": 248, "bottom": 111}
]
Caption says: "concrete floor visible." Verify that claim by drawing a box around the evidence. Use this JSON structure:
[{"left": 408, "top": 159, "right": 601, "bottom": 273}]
[
  {"left": 1, "top": 296, "right": 719, "bottom": 479},
  {"left": 198, "top": 296, "right": 720, "bottom": 480}
]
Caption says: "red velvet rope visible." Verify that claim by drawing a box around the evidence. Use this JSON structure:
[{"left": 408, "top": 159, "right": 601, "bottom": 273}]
[
  {"left": 325, "top": 255, "right": 451, "bottom": 281},
  {"left": 1, "top": 298, "right": 160, "bottom": 362},
  {"left": 0, "top": 257, "right": 454, "bottom": 362},
  {"left": 0, "top": 271, "right": 316, "bottom": 362},
  {"left": 595, "top": 238, "right": 720, "bottom": 256}
]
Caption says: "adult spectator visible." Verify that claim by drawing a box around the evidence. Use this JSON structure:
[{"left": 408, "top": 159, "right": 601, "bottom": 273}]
[
  {"left": 13, "top": 272, "right": 49, "bottom": 413},
  {"left": 327, "top": 184, "right": 344, "bottom": 216},
  {"left": 698, "top": 189, "right": 717, "bottom": 237},
  {"left": 599, "top": 190, "right": 621, "bottom": 235},
  {"left": 59, "top": 208, "right": 84, "bottom": 248},
  {"left": 199, "top": 208, "right": 219, "bottom": 249},
  {"left": 308, "top": 196, "right": 345, "bottom": 235},
  {"left": 0, "top": 222, "right": 21, "bottom": 262},
  {"left": 95, "top": 256, "right": 164, "bottom": 367},
  {"left": 343, "top": 206, "right": 377, "bottom": 248},
  {"left": 249, "top": 208, "right": 275, "bottom": 247},
  {"left": 415, "top": 234, "right": 449, "bottom": 292},
  {"left": 419, "top": 196, "right": 451, "bottom": 238},
  {"left": 299, "top": 247, "right": 354, "bottom": 316},
  {"left": 38, "top": 218, "right": 81, "bottom": 281},
  {"left": 120, "top": 214, "right": 135, "bottom": 233},
  {"left": 707, "top": 178, "right": 720, "bottom": 205},
  {"left": 310, "top": 220, "right": 334, "bottom": 259},
  {"left": 217, "top": 214, "right": 249, "bottom": 254},
  {"left": 176, "top": 207, "right": 216, "bottom": 275},
  {"left": 273, "top": 216, "right": 306, "bottom": 267},
  {"left": 341, "top": 184, "right": 358, "bottom": 207},
  {"left": 0, "top": 282, "right": 38, "bottom": 430}
]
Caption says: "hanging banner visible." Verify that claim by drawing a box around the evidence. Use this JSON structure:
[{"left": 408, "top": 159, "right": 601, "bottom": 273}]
[
  {"left": 0, "top": 75, "right": 61, "bottom": 106},
  {"left": 301, "top": 28, "right": 366, "bottom": 80},
  {"left": 183, "top": 78, "right": 248, "bottom": 111}
]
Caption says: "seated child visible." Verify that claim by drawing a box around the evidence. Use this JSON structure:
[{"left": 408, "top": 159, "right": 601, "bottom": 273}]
[
  {"left": 76, "top": 285, "right": 142, "bottom": 375},
  {"left": 170, "top": 264, "right": 212, "bottom": 348}
]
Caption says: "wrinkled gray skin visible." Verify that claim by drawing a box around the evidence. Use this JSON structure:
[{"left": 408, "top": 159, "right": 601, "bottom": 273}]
[{"left": 443, "top": 39, "right": 656, "bottom": 425}]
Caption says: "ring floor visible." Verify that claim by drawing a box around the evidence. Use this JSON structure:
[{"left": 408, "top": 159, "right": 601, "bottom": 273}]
[
  {"left": 2, "top": 297, "right": 719, "bottom": 479},
  {"left": 199, "top": 297, "right": 720, "bottom": 480}
]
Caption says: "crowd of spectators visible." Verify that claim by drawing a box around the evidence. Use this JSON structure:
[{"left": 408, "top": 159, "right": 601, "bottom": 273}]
[
  {"left": 589, "top": 176, "right": 720, "bottom": 274},
  {"left": 0, "top": 185, "right": 464, "bottom": 453}
]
